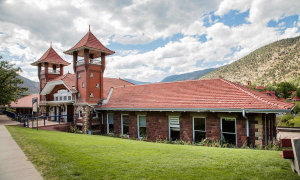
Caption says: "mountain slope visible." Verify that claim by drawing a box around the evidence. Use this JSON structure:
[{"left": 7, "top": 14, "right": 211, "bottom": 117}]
[
  {"left": 202, "top": 36, "right": 300, "bottom": 86},
  {"left": 123, "top": 78, "right": 152, "bottom": 85},
  {"left": 18, "top": 75, "right": 39, "bottom": 94},
  {"left": 161, "top": 68, "right": 216, "bottom": 82}
]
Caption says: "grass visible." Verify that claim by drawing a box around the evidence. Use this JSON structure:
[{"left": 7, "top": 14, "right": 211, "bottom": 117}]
[{"left": 6, "top": 126, "right": 299, "bottom": 180}]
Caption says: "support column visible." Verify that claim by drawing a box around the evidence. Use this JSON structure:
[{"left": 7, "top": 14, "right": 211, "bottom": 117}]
[
  {"left": 255, "top": 114, "right": 263, "bottom": 146},
  {"left": 60, "top": 64, "right": 63, "bottom": 76}
]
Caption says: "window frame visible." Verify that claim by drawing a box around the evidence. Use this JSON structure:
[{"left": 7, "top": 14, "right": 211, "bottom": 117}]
[
  {"left": 78, "top": 111, "right": 82, "bottom": 119},
  {"left": 168, "top": 116, "right": 180, "bottom": 141},
  {"left": 107, "top": 113, "right": 114, "bottom": 134},
  {"left": 137, "top": 115, "right": 147, "bottom": 138},
  {"left": 220, "top": 117, "right": 237, "bottom": 145},
  {"left": 192, "top": 116, "right": 206, "bottom": 142},
  {"left": 121, "top": 114, "right": 129, "bottom": 136}
]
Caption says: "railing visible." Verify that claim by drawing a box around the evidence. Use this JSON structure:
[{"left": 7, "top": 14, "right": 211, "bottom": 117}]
[
  {"left": 40, "top": 69, "right": 60, "bottom": 75},
  {"left": 23, "top": 115, "right": 71, "bottom": 129},
  {"left": 77, "top": 58, "right": 102, "bottom": 66}
]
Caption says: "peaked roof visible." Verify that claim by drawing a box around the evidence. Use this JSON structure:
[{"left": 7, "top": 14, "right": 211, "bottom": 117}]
[
  {"left": 10, "top": 94, "right": 39, "bottom": 108},
  {"left": 31, "top": 46, "right": 70, "bottom": 66},
  {"left": 100, "top": 78, "right": 294, "bottom": 112},
  {"left": 43, "top": 74, "right": 133, "bottom": 98},
  {"left": 49, "top": 73, "right": 77, "bottom": 92},
  {"left": 64, "top": 30, "right": 115, "bottom": 55}
]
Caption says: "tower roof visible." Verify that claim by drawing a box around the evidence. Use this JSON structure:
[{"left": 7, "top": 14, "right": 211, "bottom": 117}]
[
  {"left": 64, "top": 30, "right": 115, "bottom": 56},
  {"left": 31, "top": 46, "right": 70, "bottom": 66}
]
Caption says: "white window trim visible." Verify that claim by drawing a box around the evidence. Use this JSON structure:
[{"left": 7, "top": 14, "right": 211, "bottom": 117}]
[
  {"left": 92, "top": 111, "right": 98, "bottom": 119},
  {"left": 78, "top": 111, "right": 82, "bottom": 119},
  {"left": 220, "top": 117, "right": 237, "bottom": 145},
  {"left": 121, "top": 114, "right": 129, "bottom": 136},
  {"left": 168, "top": 116, "right": 180, "bottom": 140},
  {"left": 192, "top": 116, "right": 206, "bottom": 142},
  {"left": 137, "top": 115, "right": 146, "bottom": 139},
  {"left": 107, "top": 113, "right": 114, "bottom": 134}
]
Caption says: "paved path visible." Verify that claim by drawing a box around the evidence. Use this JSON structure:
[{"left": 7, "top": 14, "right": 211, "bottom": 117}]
[{"left": 0, "top": 115, "right": 43, "bottom": 180}]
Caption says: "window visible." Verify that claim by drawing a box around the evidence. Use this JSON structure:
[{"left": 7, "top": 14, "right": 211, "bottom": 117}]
[
  {"left": 138, "top": 115, "right": 146, "bottom": 138},
  {"left": 55, "top": 97, "right": 58, "bottom": 101},
  {"left": 63, "top": 96, "right": 67, "bottom": 101},
  {"left": 121, "top": 114, "right": 129, "bottom": 135},
  {"left": 193, "top": 117, "right": 206, "bottom": 142},
  {"left": 77, "top": 73, "right": 80, "bottom": 78},
  {"left": 221, "top": 117, "right": 236, "bottom": 145},
  {"left": 59, "top": 96, "right": 62, "bottom": 101},
  {"left": 90, "top": 72, "right": 93, "bottom": 77},
  {"left": 96, "top": 83, "right": 99, "bottom": 88},
  {"left": 107, "top": 113, "right": 114, "bottom": 134},
  {"left": 90, "top": 92, "right": 94, "bottom": 97},
  {"left": 169, "top": 116, "right": 180, "bottom": 141},
  {"left": 92, "top": 111, "right": 98, "bottom": 119},
  {"left": 68, "top": 96, "right": 71, "bottom": 100},
  {"left": 82, "top": 82, "right": 85, "bottom": 88},
  {"left": 78, "top": 111, "right": 82, "bottom": 119}
]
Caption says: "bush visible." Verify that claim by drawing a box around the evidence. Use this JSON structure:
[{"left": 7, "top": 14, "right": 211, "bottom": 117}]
[
  {"left": 293, "top": 102, "right": 300, "bottom": 114},
  {"left": 289, "top": 115, "right": 300, "bottom": 127},
  {"left": 69, "top": 126, "right": 80, "bottom": 133},
  {"left": 280, "top": 113, "right": 294, "bottom": 126}
]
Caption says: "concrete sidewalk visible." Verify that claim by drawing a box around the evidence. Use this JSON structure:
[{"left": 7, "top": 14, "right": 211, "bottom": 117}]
[{"left": 0, "top": 115, "right": 43, "bottom": 180}]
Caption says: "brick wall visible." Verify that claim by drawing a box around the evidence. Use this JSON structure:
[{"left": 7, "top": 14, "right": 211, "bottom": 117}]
[{"left": 99, "top": 111, "right": 275, "bottom": 147}]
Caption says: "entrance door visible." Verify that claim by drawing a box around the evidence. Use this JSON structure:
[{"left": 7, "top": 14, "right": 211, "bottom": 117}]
[{"left": 221, "top": 117, "right": 236, "bottom": 145}]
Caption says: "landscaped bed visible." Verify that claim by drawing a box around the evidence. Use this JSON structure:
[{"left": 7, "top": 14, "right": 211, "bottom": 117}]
[{"left": 6, "top": 126, "right": 299, "bottom": 179}]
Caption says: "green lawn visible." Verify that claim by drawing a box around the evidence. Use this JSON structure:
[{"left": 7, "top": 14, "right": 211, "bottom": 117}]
[{"left": 6, "top": 126, "right": 299, "bottom": 180}]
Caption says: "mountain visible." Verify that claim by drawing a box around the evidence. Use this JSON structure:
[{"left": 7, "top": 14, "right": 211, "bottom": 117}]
[
  {"left": 123, "top": 78, "right": 152, "bottom": 85},
  {"left": 161, "top": 68, "right": 216, "bottom": 82},
  {"left": 202, "top": 36, "right": 300, "bottom": 86},
  {"left": 18, "top": 75, "right": 39, "bottom": 94}
]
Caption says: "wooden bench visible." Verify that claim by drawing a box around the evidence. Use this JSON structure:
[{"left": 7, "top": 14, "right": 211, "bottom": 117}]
[{"left": 281, "top": 138, "right": 300, "bottom": 175}]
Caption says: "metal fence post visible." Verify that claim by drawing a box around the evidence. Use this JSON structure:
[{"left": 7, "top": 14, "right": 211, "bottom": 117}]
[{"left": 44, "top": 117, "right": 46, "bottom": 127}]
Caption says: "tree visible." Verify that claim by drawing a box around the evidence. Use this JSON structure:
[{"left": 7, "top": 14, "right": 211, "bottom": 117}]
[
  {"left": 0, "top": 56, "right": 28, "bottom": 106},
  {"left": 275, "top": 82, "right": 296, "bottom": 99},
  {"left": 295, "top": 88, "right": 300, "bottom": 99}
]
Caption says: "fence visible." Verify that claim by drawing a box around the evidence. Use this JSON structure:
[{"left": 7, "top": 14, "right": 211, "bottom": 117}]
[{"left": 1, "top": 109, "right": 72, "bottom": 130}]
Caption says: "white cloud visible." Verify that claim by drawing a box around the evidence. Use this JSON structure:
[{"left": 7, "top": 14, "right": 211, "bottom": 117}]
[{"left": 0, "top": 0, "right": 299, "bottom": 83}]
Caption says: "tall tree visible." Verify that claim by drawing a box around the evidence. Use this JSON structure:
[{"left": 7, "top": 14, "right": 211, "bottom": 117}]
[
  {"left": 275, "top": 82, "right": 296, "bottom": 99},
  {"left": 0, "top": 56, "right": 28, "bottom": 106}
]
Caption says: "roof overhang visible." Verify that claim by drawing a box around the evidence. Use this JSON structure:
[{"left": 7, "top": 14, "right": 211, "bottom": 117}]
[
  {"left": 64, "top": 46, "right": 114, "bottom": 56},
  {"left": 95, "top": 107, "right": 292, "bottom": 114},
  {"left": 40, "top": 80, "right": 77, "bottom": 95}
]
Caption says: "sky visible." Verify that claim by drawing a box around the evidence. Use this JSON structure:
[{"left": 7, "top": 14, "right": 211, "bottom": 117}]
[{"left": 0, "top": 0, "right": 299, "bottom": 82}]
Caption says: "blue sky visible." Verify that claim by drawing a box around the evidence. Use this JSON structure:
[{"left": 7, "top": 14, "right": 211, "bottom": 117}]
[{"left": 0, "top": 0, "right": 299, "bottom": 82}]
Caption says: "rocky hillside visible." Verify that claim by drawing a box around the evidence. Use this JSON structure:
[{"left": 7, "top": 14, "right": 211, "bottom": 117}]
[
  {"left": 161, "top": 68, "right": 216, "bottom": 82},
  {"left": 18, "top": 75, "right": 39, "bottom": 94},
  {"left": 202, "top": 36, "right": 300, "bottom": 86}
]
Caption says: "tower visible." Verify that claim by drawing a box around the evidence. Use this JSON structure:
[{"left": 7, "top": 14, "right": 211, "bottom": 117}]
[
  {"left": 64, "top": 27, "right": 114, "bottom": 104},
  {"left": 31, "top": 43, "right": 70, "bottom": 100},
  {"left": 64, "top": 26, "right": 114, "bottom": 133}
]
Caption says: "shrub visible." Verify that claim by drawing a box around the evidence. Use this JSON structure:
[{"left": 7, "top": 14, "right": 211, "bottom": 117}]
[{"left": 69, "top": 126, "right": 80, "bottom": 133}]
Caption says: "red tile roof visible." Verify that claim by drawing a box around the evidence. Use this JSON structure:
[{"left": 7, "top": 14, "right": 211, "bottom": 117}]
[
  {"left": 64, "top": 30, "right": 114, "bottom": 55},
  {"left": 293, "top": 96, "right": 300, "bottom": 101},
  {"left": 31, "top": 46, "right": 70, "bottom": 66},
  {"left": 48, "top": 74, "right": 133, "bottom": 98},
  {"left": 100, "top": 78, "right": 294, "bottom": 111},
  {"left": 49, "top": 73, "right": 77, "bottom": 92},
  {"left": 10, "top": 94, "right": 39, "bottom": 108}
]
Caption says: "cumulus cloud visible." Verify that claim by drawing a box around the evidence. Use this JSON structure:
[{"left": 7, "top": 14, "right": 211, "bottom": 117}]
[{"left": 0, "top": 0, "right": 299, "bottom": 82}]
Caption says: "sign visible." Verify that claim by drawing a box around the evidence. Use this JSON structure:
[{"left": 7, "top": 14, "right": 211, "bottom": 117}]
[{"left": 32, "top": 97, "right": 38, "bottom": 113}]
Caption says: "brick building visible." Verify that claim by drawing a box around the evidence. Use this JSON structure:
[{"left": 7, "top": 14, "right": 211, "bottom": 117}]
[{"left": 32, "top": 28, "right": 295, "bottom": 147}]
